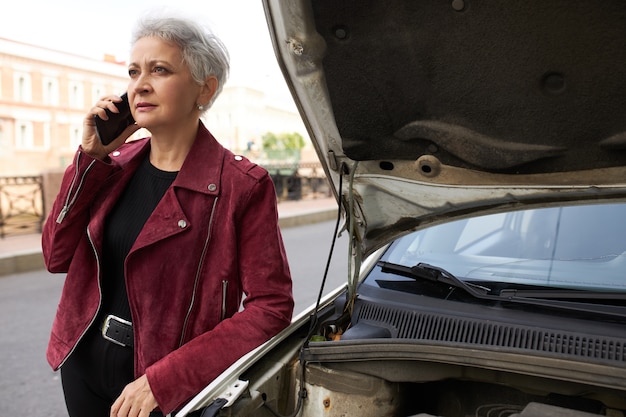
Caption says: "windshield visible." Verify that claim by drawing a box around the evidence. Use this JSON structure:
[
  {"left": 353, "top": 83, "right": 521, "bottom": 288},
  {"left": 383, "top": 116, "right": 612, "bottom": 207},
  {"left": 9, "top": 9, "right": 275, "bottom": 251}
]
[{"left": 366, "top": 202, "right": 626, "bottom": 292}]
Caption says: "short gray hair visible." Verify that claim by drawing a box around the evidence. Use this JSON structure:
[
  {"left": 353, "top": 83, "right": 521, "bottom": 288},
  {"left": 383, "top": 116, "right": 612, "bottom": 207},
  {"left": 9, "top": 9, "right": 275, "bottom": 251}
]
[{"left": 131, "top": 13, "right": 230, "bottom": 110}]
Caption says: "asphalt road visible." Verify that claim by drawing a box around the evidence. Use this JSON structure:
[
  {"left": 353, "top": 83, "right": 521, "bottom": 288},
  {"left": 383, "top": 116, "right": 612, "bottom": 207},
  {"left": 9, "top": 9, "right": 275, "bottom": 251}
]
[{"left": 0, "top": 219, "right": 348, "bottom": 417}]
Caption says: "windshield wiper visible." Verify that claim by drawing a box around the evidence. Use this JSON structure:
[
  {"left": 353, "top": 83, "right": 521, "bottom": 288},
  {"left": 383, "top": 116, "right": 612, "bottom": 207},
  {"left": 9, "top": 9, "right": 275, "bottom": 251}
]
[
  {"left": 377, "top": 261, "right": 492, "bottom": 297},
  {"left": 376, "top": 261, "right": 626, "bottom": 319},
  {"left": 499, "top": 288, "right": 626, "bottom": 300}
]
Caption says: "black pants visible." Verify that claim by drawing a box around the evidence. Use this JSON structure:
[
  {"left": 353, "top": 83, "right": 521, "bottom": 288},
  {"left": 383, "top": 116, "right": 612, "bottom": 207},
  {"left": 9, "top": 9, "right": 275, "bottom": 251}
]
[
  {"left": 60, "top": 325, "right": 206, "bottom": 417},
  {"left": 60, "top": 325, "right": 138, "bottom": 417}
]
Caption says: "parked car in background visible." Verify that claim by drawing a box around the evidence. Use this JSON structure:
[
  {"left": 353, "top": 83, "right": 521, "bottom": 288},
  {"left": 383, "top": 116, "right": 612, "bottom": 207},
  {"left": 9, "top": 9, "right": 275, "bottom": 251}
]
[{"left": 178, "top": 1, "right": 626, "bottom": 416}]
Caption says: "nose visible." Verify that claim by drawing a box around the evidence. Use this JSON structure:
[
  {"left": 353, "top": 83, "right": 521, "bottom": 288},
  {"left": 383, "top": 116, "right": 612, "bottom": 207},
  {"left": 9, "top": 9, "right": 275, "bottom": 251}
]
[{"left": 131, "top": 72, "right": 152, "bottom": 94}]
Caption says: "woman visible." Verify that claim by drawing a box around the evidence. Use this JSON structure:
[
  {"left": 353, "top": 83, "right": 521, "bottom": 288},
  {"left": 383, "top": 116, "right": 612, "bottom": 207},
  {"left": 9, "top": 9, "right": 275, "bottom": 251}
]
[{"left": 42, "top": 13, "right": 294, "bottom": 417}]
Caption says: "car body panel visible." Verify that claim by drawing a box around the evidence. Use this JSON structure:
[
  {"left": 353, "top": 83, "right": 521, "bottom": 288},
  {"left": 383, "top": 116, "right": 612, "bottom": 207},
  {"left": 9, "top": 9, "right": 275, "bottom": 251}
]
[{"left": 262, "top": 0, "right": 626, "bottom": 256}]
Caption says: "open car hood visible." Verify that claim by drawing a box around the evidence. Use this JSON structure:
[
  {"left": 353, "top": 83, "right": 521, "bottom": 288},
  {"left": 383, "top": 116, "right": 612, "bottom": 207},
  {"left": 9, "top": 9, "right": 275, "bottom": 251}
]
[{"left": 262, "top": 0, "right": 626, "bottom": 257}]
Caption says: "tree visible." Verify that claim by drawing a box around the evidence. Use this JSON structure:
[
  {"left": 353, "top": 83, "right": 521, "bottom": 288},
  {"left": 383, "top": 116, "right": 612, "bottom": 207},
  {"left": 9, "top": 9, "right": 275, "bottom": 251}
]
[
  {"left": 261, "top": 132, "right": 305, "bottom": 151},
  {"left": 261, "top": 132, "right": 305, "bottom": 162}
]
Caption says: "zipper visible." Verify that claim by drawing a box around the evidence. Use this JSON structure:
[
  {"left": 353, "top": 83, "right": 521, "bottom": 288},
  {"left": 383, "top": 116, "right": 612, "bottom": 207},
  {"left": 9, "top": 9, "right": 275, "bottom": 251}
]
[
  {"left": 56, "top": 226, "right": 103, "bottom": 370},
  {"left": 221, "top": 280, "right": 229, "bottom": 321},
  {"left": 56, "top": 154, "right": 97, "bottom": 224},
  {"left": 178, "top": 197, "right": 219, "bottom": 347}
]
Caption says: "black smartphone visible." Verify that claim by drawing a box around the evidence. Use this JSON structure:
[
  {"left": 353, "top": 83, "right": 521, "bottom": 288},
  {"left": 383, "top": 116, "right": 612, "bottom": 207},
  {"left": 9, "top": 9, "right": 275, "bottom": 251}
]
[{"left": 94, "top": 93, "right": 135, "bottom": 145}]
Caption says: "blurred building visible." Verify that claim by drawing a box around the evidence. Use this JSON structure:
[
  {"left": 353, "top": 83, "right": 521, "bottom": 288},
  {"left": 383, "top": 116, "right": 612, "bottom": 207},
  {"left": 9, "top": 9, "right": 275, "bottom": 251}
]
[{"left": 0, "top": 37, "right": 311, "bottom": 177}]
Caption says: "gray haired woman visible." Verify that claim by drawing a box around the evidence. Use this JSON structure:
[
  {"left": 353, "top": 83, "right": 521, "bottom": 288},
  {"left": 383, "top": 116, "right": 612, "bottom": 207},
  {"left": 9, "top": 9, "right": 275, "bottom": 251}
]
[{"left": 43, "top": 11, "right": 294, "bottom": 417}]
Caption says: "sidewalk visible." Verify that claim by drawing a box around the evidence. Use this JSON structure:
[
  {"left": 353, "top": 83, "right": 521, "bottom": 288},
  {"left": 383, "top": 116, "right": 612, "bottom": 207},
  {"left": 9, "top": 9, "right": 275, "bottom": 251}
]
[{"left": 0, "top": 196, "right": 339, "bottom": 277}]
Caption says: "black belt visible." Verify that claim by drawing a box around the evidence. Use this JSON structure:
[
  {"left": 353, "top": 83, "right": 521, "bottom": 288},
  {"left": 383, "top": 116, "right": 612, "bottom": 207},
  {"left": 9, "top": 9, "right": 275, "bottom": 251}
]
[{"left": 101, "top": 314, "right": 134, "bottom": 348}]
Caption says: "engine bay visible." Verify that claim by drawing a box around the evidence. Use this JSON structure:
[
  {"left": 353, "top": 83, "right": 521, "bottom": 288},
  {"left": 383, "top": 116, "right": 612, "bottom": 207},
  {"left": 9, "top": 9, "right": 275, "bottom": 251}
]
[{"left": 293, "top": 359, "right": 626, "bottom": 417}]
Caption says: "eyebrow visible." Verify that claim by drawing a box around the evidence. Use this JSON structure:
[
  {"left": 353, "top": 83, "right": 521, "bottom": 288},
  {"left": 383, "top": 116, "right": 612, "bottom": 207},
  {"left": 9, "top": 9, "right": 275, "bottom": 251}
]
[{"left": 128, "top": 59, "right": 174, "bottom": 68}]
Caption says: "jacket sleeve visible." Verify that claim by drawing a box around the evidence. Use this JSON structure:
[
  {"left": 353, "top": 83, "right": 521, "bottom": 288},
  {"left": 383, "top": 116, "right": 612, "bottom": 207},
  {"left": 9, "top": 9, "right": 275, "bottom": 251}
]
[
  {"left": 145, "top": 170, "right": 294, "bottom": 414},
  {"left": 42, "top": 149, "right": 118, "bottom": 273}
]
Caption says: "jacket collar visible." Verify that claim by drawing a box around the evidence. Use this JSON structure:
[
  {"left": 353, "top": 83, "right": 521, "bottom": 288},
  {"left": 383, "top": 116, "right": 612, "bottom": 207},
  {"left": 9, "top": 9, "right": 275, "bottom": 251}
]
[
  {"left": 113, "top": 121, "right": 225, "bottom": 197},
  {"left": 112, "top": 122, "right": 225, "bottom": 251},
  {"left": 173, "top": 121, "right": 225, "bottom": 197}
]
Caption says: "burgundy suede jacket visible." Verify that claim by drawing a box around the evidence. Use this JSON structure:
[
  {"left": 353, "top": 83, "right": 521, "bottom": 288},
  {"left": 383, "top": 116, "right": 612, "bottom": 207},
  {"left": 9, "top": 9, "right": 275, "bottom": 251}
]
[{"left": 42, "top": 122, "right": 294, "bottom": 414}]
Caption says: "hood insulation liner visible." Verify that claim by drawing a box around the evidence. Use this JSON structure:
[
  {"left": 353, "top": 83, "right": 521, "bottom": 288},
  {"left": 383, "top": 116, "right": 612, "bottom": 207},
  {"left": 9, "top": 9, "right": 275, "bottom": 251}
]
[{"left": 311, "top": 0, "right": 626, "bottom": 174}]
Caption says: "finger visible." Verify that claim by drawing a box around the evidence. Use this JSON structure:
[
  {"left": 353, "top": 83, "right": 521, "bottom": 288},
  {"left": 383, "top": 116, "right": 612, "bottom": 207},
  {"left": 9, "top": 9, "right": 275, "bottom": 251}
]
[
  {"left": 89, "top": 106, "right": 110, "bottom": 123},
  {"left": 135, "top": 394, "right": 159, "bottom": 417},
  {"left": 89, "top": 103, "right": 119, "bottom": 123},
  {"left": 118, "top": 403, "right": 133, "bottom": 417},
  {"left": 98, "top": 94, "right": 123, "bottom": 104},
  {"left": 95, "top": 95, "right": 124, "bottom": 118},
  {"left": 113, "top": 396, "right": 136, "bottom": 417},
  {"left": 125, "top": 397, "right": 150, "bottom": 417},
  {"left": 138, "top": 406, "right": 152, "bottom": 417},
  {"left": 110, "top": 395, "right": 124, "bottom": 417}
]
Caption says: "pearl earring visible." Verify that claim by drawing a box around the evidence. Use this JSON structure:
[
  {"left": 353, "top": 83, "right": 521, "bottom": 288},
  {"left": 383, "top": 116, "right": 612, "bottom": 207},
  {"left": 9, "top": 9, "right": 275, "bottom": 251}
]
[{"left": 198, "top": 104, "right": 204, "bottom": 111}]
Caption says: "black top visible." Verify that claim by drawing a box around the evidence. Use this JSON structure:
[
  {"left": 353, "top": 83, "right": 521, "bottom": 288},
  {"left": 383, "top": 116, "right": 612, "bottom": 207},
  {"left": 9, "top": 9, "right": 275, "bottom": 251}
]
[{"left": 100, "top": 155, "right": 178, "bottom": 322}]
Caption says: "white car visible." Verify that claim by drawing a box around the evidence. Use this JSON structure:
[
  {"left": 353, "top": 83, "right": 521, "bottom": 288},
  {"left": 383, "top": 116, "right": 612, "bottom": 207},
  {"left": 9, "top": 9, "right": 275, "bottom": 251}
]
[{"left": 178, "top": 1, "right": 626, "bottom": 416}]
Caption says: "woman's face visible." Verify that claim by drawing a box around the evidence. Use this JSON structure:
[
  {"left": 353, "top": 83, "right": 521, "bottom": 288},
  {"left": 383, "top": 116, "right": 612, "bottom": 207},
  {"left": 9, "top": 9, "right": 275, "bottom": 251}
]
[{"left": 127, "top": 36, "right": 204, "bottom": 133}]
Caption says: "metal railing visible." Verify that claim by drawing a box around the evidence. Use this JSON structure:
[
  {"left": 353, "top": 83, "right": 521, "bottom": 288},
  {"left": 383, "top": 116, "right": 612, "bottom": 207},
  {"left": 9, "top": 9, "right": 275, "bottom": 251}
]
[
  {"left": 0, "top": 176, "right": 44, "bottom": 238},
  {"left": 264, "top": 162, "right": 331, "bottom": 201}
]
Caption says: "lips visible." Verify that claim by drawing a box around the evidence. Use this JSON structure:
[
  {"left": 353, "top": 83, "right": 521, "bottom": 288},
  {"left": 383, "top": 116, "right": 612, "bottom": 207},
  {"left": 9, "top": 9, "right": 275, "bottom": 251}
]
[{"left": 136, "top": 102, "right": 156, "bottom": 110}]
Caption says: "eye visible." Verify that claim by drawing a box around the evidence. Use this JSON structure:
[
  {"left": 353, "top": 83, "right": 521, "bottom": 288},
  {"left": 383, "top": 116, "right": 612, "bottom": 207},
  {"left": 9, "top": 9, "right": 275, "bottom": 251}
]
[
  {"left": 153, "top": 66, "right": 168, "bottom": 74},
  {"left": 128, "top": 68, "right": 139, "bottom": 78}
]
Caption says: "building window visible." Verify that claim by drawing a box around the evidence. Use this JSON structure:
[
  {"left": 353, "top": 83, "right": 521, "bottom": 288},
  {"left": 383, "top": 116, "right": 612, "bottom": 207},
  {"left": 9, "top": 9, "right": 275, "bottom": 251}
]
[
  {"left": 15, "top": 121, "right": 34, "bottom": 149},
  {"left": 70, "top": 125, "right": 82, "bottom": 149},
  {"left": 68, "top": 81, "right": 84, "bottom": 109},
  {"left": 92, "top": 84, "right": 107, "bottom": 103},
  {"left": 14, "top": 72, "right": 32, "bottom": 102},
  {"left": 42, "top": 77, "right": 60, "bottom": 105}
]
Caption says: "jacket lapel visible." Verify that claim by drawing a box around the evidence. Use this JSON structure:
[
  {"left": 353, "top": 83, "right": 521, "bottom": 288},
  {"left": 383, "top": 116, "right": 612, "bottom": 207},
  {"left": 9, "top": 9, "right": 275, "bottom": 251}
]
[{"left": 131, "top": 122, "right": 225, "bottom": 251}]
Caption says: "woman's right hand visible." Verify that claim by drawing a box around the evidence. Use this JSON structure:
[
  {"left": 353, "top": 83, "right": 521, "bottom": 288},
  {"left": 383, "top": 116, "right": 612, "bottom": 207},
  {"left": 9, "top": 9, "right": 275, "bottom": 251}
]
[{"left": 82, "top": 95, "right": 141, "bottom": 160}]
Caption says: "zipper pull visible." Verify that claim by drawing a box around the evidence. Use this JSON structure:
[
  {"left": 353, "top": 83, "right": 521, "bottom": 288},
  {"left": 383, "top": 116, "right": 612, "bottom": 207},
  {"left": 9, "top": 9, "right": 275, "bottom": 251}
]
[{"left": 56, "top": 206, "right": 69, "bottom": 224}]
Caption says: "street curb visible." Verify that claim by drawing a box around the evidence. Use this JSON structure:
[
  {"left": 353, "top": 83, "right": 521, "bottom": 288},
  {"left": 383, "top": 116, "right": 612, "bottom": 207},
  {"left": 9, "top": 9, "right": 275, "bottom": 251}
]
[
  {"left": 278, "top": 208, "right": 338, "bottom": 229},
  {"left": 0, "top": 251, "right": 45, "bottom": 276},
  {"left": 0, "top": 208, "right": 338, "bottom": 277}
]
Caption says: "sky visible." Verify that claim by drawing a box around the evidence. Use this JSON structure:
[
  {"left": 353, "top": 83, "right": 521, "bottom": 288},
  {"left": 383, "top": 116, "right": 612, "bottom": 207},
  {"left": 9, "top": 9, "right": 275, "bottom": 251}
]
[{"left": 0, "top": 0, "right": 292, "bottom": 103}]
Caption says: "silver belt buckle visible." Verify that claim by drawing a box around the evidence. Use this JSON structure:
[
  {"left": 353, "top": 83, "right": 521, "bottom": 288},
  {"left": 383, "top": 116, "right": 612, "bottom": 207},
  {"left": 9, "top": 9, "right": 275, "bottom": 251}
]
[{"left": 102, "top": 314, "right": 132, "bottom": 347}]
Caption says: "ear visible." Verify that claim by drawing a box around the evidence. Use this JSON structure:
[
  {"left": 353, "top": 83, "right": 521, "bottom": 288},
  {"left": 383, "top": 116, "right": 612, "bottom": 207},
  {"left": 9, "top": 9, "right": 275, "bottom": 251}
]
[{"left": 198, "top": 75, "right": 219, "bottom": 107}]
